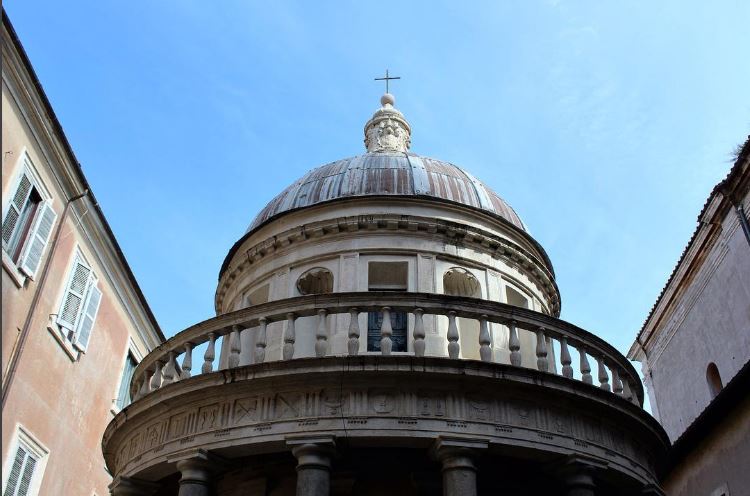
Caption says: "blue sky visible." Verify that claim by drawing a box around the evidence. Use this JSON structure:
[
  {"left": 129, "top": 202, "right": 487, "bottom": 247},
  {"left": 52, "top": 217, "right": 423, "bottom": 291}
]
[{"left": 6, "top": 1, "right": 749, "bottom": 360}]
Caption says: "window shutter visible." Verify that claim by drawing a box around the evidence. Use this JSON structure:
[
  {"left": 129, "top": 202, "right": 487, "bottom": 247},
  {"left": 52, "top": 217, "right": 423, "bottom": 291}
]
[
  {"left": 73, "top": 282, "right": 102, "bottom": 352},
  {"left": 18, "top": 201, "right": 57, "bottom": 278},
  {"left": 116, "top": 354, "right": 137, "bottom": 409},
  {"left": 57, "top": 254, "right": 92, "bottom": 330},
  {"left": 2, "top": 173, "right": 32, "bottom": 248},
  {"left": 16, "top": 457, "right": 36, "bottom": 496},
  {"left": 3, "top": 445, "right": 36, "bottom": 496}
]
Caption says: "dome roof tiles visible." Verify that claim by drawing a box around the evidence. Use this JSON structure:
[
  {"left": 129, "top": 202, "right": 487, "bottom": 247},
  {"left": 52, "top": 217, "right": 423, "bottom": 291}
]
[{"left": 248, "top": 152, "right": 526, "bottom": 233}]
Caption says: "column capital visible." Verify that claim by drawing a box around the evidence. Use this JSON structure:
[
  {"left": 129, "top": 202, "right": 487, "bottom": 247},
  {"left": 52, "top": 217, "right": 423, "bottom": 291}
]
[
  {"left": 168, "top": 448, "right": 227, "bottom": 488},
  {"left": 109, "top": 476, "right": 159, "bottom": 496},
  {"left": 432, "top": 436, "right": 488, "bottom": 464},
  {"left": 548, "top": 455, "right": 607, "bottom": 496},
  {"left": 286, "top": 435, "right": 336, "bottom": 471}
]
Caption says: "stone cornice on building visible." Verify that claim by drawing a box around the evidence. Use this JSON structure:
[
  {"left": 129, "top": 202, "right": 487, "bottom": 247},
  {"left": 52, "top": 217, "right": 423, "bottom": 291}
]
[
  {"left": 216, "top": 210, "right": 561, "bottom": 316},
  {"left": 2, "top": 11, "right": 164, "bottom": 347},
  {"left": 628, "top": 136, "right": 750, "bottom": 362}
]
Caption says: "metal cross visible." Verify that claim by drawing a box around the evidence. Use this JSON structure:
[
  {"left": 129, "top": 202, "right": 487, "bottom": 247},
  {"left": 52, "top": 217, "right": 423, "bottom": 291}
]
[{"left": 374, "top": 69, "right": 401, "bottom": 94}]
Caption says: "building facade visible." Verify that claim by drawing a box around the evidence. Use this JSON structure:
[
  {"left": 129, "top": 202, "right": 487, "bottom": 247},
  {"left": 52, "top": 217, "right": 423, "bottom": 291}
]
[
  {"left": 2, "top": 12, "right": 164, "bottom": 496},
  {"left": 628, "top": 138, "right": 750, "bottom": 496},
  {"left": 103, "top": 93, "right": 668, "bottom": 495}
]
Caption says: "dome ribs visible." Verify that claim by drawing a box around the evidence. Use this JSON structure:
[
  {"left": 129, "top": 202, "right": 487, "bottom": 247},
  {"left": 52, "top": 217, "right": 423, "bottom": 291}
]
[{"left": 246, "top": 153, "right": 527, "bottom": 233}]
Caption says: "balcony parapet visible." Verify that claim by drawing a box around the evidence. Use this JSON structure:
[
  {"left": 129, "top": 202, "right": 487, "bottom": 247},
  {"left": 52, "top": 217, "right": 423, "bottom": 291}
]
[{"left": 129, "top": 292, "right": 644, "bottom": 408}]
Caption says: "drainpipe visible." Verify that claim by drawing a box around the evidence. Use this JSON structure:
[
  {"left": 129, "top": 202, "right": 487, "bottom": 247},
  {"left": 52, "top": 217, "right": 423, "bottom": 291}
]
[{"left": 2, "top": 189, "right": 89, "bottom": 408}]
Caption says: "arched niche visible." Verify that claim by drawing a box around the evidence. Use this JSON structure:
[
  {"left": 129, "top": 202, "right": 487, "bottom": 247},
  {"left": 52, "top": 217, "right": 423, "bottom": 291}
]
[
  {"left": 442, "top": 268, "right": 482, "bottom": 360},
  {"left": 443, "top": 267, "right": 481, "bottom": 298},
  {"left": 296, "top": 267, "right": 334, "bottom": 295},
  {"left": 706, "top": 362, "right": 723, "bottom": 399}
]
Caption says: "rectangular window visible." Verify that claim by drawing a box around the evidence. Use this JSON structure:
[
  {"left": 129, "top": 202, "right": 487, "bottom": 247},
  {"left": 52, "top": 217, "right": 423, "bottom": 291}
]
[
  {"left": 115, "top": 352, "right": 138, "bottom": 410},
  {"left": 2, "top": 155, "right": 57, "bottom": 279},
  {"left": 2, "top": 428, "right": 48, "bottom": 496},
  {"left": 56, "top": 250, "right": 103, "bottom": 353},
  {"left": 367, "top": 261, "right": 408, "bottom": 352}
]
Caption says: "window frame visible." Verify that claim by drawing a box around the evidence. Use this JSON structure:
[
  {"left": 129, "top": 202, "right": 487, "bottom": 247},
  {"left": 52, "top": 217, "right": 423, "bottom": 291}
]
[
  {"left": 1, "top": 425, "right": 49, "bottom": 496},
  {"left": 48, "top": 247, "right": 103, "bottom": 360},
  {"left": 1, "top": 150, "right": 54, "bottom": 287},
  {"left": 111, "top": 341, "right": 143, "bottom": 414}
]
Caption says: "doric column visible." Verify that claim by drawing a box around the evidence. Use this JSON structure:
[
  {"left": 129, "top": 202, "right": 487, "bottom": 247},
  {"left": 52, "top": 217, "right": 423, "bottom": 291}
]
[
  {"left": 433, "top": 437, "right": 488, "bottom": 496},
  {"left": 287, "top": 436, "right": 336, "bottom": 496},
  {"left": 168, "top": 449, "right": 224, "bottom": 496},
  {"left": 552, "top": 455, "right": 606, "bottom": 496},
  {"left": 108, "top": 476, "right": 158, "bottom": 496}
]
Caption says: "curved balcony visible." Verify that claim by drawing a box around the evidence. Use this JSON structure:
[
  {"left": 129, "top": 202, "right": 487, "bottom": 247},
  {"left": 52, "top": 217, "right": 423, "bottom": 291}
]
[{"left": 104, "top": 292, "right": 667, "bottom": 495}]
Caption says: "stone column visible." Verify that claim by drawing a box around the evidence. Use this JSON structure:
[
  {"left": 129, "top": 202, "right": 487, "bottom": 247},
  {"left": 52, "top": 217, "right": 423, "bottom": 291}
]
[
  {"left": 563, "top": 470, "right": 596, "bottom": 496},
  {"left": 176, "top": 458, "right": 212, "bottom": 496},
  {"left": 108, "top": 476, "right": 158, "bottom": 496},
  {"left": 552, "top": 455, "right": 606, "bottom": 496},
  {"left": 287, "top": 436, "right": 336, "bottom": 496},
  {"left": 433, "top": 437, "right": 488, "bottom": 496},
  {"left": 168, "top": 449, "right": 225, "bottom": 496}
]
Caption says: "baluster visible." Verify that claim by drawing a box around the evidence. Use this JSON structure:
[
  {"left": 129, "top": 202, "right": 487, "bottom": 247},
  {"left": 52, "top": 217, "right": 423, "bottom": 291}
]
[
  {"left": 479, "top": 315, "right": 491, "bottom": 362},
  {"left": 131, "top": 378, "right": 142, "bottom": 402},
  {"left": 162, "top": 351, "right": 177, "bottom": 385},
  {"left": 508, "top": 320, "right": 522, "bottom": 367},
  {"left": 138, "top": 370, "right": 151, "bottom": 399},
  {"left": 202, "top": 332, "right": 216, "bottom": 374},
  {"left": 621, "top": 376, "right": 634, "bottom": 402},
  {"left": 560, "top": 337, "right": 573, "bottom": 378},
  {"left": 413, "top": 308, "right": 426, "bottom": 357},
  {"left": 150, "top": 361, "right": 163, "bottom": 390},
  {"left": 181, "top": 342, "right": 193, "bottom": 379},
  {"left": 535, "top": 327, "right": 548, "bottom": 372},
  {"left": 255, "top": 318, "right": 267, "bottom": 363},
  {"left": 597, "top": 356, "right": 610, "bottom": 391},
  {"left": 447, "top": 311, "right": 460, "bottom": 359},
  {"left": 380, "top": 307, "right": 393, "bottom": 355},
  {"left": 228, "top": 325, "right": 241, "bottom": 368},
  {"left": 283, "top": 313, "right": 296, "bottom": 360},
  {"left": 580, "top": 347, "right": 593, "bottom": 384},
  {"left": 611, "top": 366, "right": 623, "bottom": 395},
  {"left": 315, "top": 309, "right": 329, "bottom": 357},
  {"left": 347, "top": 308, "right": 360, "bottom": 355}
]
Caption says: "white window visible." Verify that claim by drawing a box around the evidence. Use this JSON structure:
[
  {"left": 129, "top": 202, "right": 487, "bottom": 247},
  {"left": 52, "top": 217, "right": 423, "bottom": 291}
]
[
  {"left": 54, "top": 249, "right": 103, "bottom": 353},
  {"left": 2, "top": 427, "right": 48, "bottom": 496},
  {"left": 1, "top": 153, "right": 56, "bottom": 279}
]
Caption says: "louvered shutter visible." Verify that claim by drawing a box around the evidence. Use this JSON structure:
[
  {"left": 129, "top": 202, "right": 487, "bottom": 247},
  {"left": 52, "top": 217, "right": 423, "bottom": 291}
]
[
  {"left": 57, "top": 254, "right": 92, "bottom": 330},
  {"left": 73, "top": 282, "right": 102, "bottom": 352},
  {"left": 3, "top": 445, "right": 36, "bottom": 496},
  {"left": 2, "top": 173, "right": 32, "bottom": 249},
  {"left": 18, "top": 201, "right": 56, "bottom": 278}
]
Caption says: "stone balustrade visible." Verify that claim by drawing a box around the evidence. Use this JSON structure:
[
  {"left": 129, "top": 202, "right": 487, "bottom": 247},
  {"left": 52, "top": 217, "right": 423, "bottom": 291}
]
[{"left": 129, "top": 292, "right": 643, "bottom": 408}]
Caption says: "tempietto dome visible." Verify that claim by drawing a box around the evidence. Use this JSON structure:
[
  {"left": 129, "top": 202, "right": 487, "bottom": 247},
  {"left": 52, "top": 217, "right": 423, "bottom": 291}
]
[
  {"left": 218, "top": 92, "right": 559, "bottom": 316},
  {"left": 247, "top": 153, "right": 527, "bottom": 233}
]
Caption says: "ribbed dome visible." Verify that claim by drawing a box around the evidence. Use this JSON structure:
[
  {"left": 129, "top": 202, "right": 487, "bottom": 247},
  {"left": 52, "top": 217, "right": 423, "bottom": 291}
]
[{"left": 248, "top": 152, "right": 526, "bottom": 232}]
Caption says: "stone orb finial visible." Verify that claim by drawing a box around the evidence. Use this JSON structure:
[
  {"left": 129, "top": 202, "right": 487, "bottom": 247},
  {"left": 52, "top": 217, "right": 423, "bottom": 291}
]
[{"left": 380, "top": 93, "right": 395, "bottom": 106}]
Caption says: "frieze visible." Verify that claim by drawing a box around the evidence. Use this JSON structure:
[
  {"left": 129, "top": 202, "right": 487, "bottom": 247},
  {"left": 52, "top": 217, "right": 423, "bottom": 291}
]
[{"left": 112, "top": 383, "right": 657, "bottom": 483}]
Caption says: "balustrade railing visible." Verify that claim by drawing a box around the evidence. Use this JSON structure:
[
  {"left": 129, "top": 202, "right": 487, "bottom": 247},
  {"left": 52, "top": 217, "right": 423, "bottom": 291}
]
[{"left": 130, "top": 292, "right": 643, "bottom": 407}]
